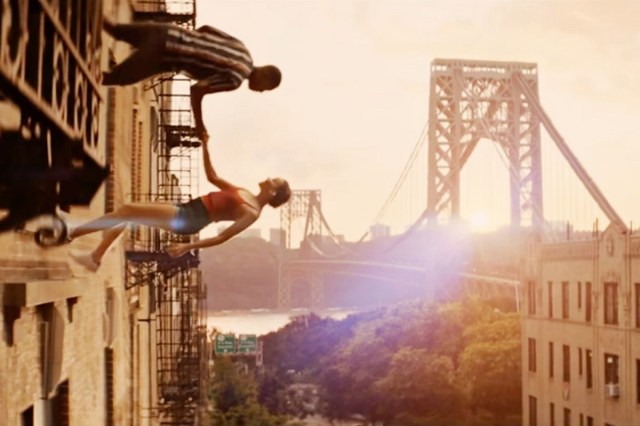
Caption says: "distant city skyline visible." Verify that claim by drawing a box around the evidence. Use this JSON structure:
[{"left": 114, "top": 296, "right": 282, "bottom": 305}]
[{"left": 197, "top": 1, "right": 640, "bottom": 242}]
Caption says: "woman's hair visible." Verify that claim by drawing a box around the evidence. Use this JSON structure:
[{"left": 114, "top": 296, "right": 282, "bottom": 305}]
[{"left": 269, "top": 179, "right": 291, "bottom": 208}]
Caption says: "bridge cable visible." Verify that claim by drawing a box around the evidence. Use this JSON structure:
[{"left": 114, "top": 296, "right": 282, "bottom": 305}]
[
  {"left": 356, "top": 120, "right": 430, "bottom": 242},
  {"left": 316, "top": 197, "right": 432, "bottom": 260}
]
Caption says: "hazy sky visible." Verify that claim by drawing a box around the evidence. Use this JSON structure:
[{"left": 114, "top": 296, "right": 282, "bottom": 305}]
[{"left": 196, "top": 0, "right": 640, "bottom": 241}]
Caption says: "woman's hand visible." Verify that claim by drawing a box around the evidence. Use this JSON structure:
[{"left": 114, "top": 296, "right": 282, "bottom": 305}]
[{"left": 166, "top": 242, "right": 191, "bottom": 258}]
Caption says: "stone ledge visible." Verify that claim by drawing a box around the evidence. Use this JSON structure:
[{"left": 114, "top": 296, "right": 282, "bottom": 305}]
[
  {"left": 0, "top": 258, "right": 72, "bottom": 282},
  {"left": 2, "top": 280, "right": 85, "bottom": 307}
]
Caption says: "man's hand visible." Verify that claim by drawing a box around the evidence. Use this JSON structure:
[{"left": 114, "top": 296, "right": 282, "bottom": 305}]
[{"left": 166, "top": 243, "right": 191, "bottom": 259}]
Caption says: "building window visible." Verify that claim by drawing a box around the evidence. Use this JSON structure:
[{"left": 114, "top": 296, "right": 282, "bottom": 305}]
[
  {"left": 104, "top": 88, "right": 116, "bottom": 214},
  {"left": 529, "top": 396, "right": 538, "bottom": 426},
  {"left": 579, "top": 413, "right": 583, "bottom": 426},
  {"left": 51, "top": 380, "right": 69, "bottom": 426},
  {"left": 578, "top": 281, "right": 582, "bottom": 309},
  {"left": 548, "top": 281, "right": 554, "bottom": 318},
  {"left": 549, "top": 342, "right": 554, "bottom": 378},
  {"left": 578, "top": 347, "right": 583, "bottom": 376},
  {"left": 586, "top": 416, "right": 593, "bottom": 426},
  {"left": 21, "top": 406, "right": 34, "bottom": 426},
  {"left": 605, "top": 353, "right": 620, "bottom": 390},
  {"left": 604, "top": 282, "right": 619, "bottom": 325},
  {"left": 529, "top": 338, "right": 537, "bottom": 372},
  {"left": 563, "top": 345, "right": 570, "bottom": 383},
  {"left": 635, "top": 283, "right": 640, "bottom": 327},
  {"left": 131, "top": 108, "right": 139, "bottom": 195},
  {"left": 550, "top": 403, "right": 555, "bottom": 426},
  {"left": 605, "top": 354, "right": 619, "bottom": 384},
  {"left": 563, "top": 408, "right": 570, "bottom": 426},
  {"left": 637, "top": 359, "right": 640, "bottom": 404},
  {"left": 528, "top": 281, "right": 536, "bottom": 315},
  {"left": 105, "top": 348, "right": 114, "bottom": 426},
  {"left": 586, "top": 349, "right": 593, "bottom": 389},
  {"left": 562, "top": 281, "right": 569, "bottom": 319},
  {"left": 585, "top": 282, "right": 592, "bottom": 322}
]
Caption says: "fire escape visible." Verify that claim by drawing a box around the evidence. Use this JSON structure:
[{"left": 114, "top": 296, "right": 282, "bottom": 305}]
[{"left": 126, "top": 1, "right": 207, "bottom": 425}]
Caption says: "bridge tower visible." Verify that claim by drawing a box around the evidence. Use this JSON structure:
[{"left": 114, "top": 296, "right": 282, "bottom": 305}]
[
  {"left": 278, "top": 190, "right": 325, "bottom": 309},
  {"left": 427, "top": 59, "right": 543, "bottom": 228},
  {"left": 280, "top": 189, "right": 322, "bottom": 249}
]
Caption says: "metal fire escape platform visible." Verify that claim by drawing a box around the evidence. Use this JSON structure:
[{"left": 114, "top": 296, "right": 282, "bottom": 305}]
[
  {"left": 125, "top": 1, "right": 207, "bottom": 425},
  {"left": 133, "top": 0, "right": 196, "bottom": 27}
]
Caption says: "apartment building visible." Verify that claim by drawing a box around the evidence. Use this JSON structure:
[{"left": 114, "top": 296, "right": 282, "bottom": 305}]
[
  {"left": 522, "top": 223, "right": 640, "bottom": 426},
  {"left": 0, "top": 0, "right": 206, "bottom": 425}
]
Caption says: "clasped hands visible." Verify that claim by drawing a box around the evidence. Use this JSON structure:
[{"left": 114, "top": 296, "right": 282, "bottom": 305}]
[
  {"left": 196, "top": 125, "right": 209, "bottom": 144},
  {"left": 166, "top": 242, "right": 192, "bottom": 259}
]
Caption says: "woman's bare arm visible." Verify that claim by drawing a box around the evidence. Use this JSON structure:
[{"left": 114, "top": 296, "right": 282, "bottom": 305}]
[
  {"left": 190, "top": 79, "right": 240, "bottom": 142},
  {"left": 183, "top": 210, "right": 257, "bottom": 252},
  {"left": 202, "top": 141, "right": 235, "bottom": 190}
]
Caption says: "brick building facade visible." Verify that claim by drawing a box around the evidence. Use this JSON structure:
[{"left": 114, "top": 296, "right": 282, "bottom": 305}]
[{"left": 0, "top": 1, "right": 204, "bottom": 425}]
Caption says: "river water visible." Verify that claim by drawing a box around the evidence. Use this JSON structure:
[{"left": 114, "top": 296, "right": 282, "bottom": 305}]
[{"left": 206, "top": 308, "right": 358, "bottom": 336}]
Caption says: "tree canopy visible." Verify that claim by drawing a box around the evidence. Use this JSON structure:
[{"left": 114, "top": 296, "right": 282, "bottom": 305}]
[{"left": 257, "top": 297, "right": 522, "bottom": 425}]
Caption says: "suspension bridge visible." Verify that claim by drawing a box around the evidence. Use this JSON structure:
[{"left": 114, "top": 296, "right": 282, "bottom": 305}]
[{"left": 277, "top": 58, "right": 625, "bottom": 309}]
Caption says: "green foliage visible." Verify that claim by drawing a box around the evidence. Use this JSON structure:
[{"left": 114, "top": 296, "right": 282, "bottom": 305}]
[
  {"left": 211, "top": 358, "right": 257, "bottom": 413},
  {"left": 260, "top": 297, "right": 523, "bottom": 425},
  {"left": 459, "top": 312, "right": 522, "bottom": 425},
  {"left": 315, "top": 301, "right": 469, "bottom": 424},
  {"left": 210, "top": 403, "right": 290, "bottom": 426},
  {"left": 261, "top": 312, "right": 360, "bottom": 376},
  {"left": 376, "top": 348, "right": 463, "bottom": 424},
  {"left": 209, "top": 358, "right": 289, "bottom": 426}
]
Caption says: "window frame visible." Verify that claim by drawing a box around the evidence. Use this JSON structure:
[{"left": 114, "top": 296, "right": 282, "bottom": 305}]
[
  {"left": 562, "top": 281, "right": 570, "bottom": 319},
  {"left": 604, "top": 282, "right": 619, "bottom": 326},
  {"left": 563, "top": 344, "right": 571, "bottom": 383}
]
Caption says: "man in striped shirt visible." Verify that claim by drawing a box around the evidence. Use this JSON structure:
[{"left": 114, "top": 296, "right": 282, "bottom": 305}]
[{"left": 102, "top": 18, "right": 281, "bottom": 141}]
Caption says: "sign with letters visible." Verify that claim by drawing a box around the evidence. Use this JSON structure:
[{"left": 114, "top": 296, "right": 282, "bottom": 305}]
[{"left": 215, "top": 334, "right": 236, "bottom": 354}]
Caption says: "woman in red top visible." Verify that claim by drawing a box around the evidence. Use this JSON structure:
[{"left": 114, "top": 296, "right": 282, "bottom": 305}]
[{"left": 68, "top": 141, "right": 290, "bottom": 272}]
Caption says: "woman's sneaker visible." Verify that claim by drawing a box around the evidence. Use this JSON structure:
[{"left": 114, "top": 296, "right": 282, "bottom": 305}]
[{"left": 69, "top": 249, "right": 100, "bottom": 272}]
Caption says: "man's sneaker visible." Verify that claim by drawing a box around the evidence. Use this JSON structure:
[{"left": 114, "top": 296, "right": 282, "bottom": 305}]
[{"left": 69, "top": 249, "right": 100, "bottom": 272}]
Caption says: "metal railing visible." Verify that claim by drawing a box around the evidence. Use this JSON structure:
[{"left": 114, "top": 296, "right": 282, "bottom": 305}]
[{"left": 0, "top": 0, "right": 107, "bottom": 228}]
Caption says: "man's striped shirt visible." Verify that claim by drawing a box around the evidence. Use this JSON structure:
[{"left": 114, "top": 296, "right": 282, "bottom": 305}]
[{"left": 164, "top": 25, "right": 253, "bottom": 92}]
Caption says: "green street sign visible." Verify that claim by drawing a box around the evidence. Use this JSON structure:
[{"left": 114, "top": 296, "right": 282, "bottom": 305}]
[
  {"left": 237, "top": 334, "right": 257, "bottom": 353},
  {"left": 215, "top": 333, "right": 236, "bottom": 354}
]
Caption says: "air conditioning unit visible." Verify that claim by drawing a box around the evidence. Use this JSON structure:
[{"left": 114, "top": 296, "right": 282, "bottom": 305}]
[{"left": 605, "top": 383, "right": 620, "bottom": 398}]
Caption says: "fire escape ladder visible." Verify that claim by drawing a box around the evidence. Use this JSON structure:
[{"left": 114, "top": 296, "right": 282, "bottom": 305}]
[{"left": 125, "top": 2, "right": 207, "bottom": 425}]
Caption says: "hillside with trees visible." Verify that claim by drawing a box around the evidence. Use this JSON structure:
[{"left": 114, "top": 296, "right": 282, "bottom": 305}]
[
  {"left": 262, "top": 297, "right": 521, "bottom": 424},
  {"left": 207, "top": 296, "right": 521, "bottom": 425}
]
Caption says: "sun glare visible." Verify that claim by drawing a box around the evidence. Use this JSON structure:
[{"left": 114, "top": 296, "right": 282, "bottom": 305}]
[{"left": 469, "top": 211, "right": 493, "bottom": 232}]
